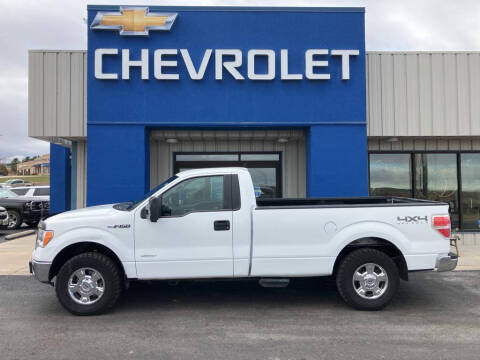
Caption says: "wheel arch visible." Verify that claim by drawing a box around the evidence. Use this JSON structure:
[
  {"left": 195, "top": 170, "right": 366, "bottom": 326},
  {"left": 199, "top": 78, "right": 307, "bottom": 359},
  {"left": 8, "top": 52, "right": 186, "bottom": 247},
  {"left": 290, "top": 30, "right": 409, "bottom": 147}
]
[
  {"left": 49, "top": 242, "right": 126, "bottom": 282},
  {"left": 332, "top": 237, "right": 409, "bottom": 281}
]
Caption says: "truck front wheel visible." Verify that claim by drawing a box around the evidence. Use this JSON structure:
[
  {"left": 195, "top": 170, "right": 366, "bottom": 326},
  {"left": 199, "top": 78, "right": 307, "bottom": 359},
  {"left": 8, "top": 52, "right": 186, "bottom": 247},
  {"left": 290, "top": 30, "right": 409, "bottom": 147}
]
[
  {"left": 55, "top": 252, "right": 123, "bottom": 315},
  {"left": 336, "top": 248, "right": 399, "bottom": 310}
]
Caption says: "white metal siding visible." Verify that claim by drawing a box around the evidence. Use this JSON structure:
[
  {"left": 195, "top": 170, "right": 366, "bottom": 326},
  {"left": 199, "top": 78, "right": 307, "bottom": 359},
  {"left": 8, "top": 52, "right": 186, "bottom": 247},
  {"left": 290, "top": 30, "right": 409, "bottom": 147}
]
[
  {"left": 28, "top": 50, "right": 87, "bottom": 139},
  {"left": 367, "top": 52, "right": 480, "bottom": 137},
  {"left": 150, "top": 130, "right": 306, "bottom": 198}
]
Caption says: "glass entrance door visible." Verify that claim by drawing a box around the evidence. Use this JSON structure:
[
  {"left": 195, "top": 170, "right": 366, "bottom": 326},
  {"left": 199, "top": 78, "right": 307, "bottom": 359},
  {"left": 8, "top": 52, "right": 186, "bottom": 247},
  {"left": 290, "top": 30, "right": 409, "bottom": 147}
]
[{"left": 173, "top": 153, "right": 282, "bottom": 198}]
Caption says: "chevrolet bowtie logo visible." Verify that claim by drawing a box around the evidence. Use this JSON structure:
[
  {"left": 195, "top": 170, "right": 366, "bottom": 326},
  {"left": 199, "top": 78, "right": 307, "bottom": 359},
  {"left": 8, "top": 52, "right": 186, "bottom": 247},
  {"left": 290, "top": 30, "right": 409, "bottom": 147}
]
[{"left": 90, "top": 7, "right": 177, "bottom": 36}]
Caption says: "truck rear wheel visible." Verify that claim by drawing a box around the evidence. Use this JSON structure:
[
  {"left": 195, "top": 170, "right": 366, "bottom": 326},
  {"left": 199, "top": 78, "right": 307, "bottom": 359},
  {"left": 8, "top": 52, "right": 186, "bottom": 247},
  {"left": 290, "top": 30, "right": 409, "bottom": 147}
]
[
  {"left": 55, "top": 252, "right": 123, "bottom": 315},
  {"left": 336, "top": 248, "right": 399, "bottom": 310}
]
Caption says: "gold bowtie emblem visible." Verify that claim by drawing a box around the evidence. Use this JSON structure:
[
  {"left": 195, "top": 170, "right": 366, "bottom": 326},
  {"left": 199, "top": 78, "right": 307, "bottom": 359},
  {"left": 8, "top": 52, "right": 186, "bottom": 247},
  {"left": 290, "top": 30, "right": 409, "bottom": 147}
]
[{"left": 91, "top": 7, "right": 177, "bottom": 36}]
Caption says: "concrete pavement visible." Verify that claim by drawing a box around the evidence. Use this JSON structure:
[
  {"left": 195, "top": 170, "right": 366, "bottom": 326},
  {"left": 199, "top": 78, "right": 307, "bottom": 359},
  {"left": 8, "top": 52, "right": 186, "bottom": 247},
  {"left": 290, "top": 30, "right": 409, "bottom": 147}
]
[{"left": 0, "top": 234, "right": 34, "bottom": 275}]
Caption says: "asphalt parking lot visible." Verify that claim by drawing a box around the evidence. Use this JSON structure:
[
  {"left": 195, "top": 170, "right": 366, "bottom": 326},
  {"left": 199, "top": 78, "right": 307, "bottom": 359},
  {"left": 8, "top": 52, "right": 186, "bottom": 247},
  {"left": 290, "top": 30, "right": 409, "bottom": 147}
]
[{"left": 0, "top": 271, "right": 479, "bottom": 360}]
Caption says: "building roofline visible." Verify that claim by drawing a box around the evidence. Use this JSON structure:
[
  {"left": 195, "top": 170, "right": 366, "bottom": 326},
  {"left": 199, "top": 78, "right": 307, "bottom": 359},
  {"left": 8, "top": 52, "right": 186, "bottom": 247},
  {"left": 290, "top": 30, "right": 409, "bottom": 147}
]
[
  {"left": 28, "top": 50, "right": 86, "bottom": 54},
  {"left": 367, "top": 50, "right": 480, "bottom": 54},
  {"left": 28, "top": 50, "right": 480, "bottom": 55},
  {"left": 87, "top": 5, "right": 365, "bottom": 13}
]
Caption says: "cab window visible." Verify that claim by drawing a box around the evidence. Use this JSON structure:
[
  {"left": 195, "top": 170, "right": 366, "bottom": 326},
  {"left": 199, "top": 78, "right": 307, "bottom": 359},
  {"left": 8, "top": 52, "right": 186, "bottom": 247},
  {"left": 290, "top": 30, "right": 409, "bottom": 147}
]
[
  {"left": 161, "top": 176, "right": 225, "bottom": 216},
  {"left": 34, "top": 188, "right": 49, "bottom": 196},
  {"left": 11, "top": 188, "right": 28, "bottom": 196}
]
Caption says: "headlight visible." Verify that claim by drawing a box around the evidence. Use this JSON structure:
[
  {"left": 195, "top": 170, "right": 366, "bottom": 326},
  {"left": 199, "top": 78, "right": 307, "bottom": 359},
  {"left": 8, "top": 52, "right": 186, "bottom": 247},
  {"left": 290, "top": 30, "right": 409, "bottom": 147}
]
[{"left": 36, "top": 229, "right": 54, "bottom": 248}]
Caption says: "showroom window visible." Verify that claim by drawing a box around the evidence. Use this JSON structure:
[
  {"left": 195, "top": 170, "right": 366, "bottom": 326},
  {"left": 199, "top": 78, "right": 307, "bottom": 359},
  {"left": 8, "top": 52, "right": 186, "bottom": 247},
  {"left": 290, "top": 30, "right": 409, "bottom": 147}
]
[
  {"left": 369, "top": 154, "right": 412, "bottom": 197},
  {"left": 461, "top": 154, "right": 480, "bottom": 230},
  {"left": 174, "top": 152, "right": 282, "bottom": 198},
  {"left": 414, "top": 154, "right": 459, "bottom": 228},
  {"left": 369, "top": 152, "right": 480, "bottom": 231}
]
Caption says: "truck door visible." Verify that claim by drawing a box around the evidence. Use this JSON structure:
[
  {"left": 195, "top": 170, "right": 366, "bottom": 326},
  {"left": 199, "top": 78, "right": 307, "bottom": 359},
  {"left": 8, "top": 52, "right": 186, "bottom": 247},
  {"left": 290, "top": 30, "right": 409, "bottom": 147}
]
[{"left": 134, "top": 175, "right": 234, "bottom": 279}]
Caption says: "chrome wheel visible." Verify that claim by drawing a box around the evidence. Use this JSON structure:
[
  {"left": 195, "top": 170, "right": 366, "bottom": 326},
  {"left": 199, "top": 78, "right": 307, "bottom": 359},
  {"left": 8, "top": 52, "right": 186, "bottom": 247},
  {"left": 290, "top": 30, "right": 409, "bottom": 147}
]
[
  {"left": 7, "top": 211, "right": 18, "bottom": 229},
  {"left": 67, "top": 268, "right": 105, "bottom": 305},
  {"left": 352, "top": 263, "right": 388, "bottom": 300}
]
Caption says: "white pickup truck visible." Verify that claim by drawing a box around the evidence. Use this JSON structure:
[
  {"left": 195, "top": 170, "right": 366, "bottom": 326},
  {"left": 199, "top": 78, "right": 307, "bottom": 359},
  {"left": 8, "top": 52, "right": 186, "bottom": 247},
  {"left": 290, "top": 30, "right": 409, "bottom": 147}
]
[{"left": 30, "top": 168, "right": 457, "bottom": 315}]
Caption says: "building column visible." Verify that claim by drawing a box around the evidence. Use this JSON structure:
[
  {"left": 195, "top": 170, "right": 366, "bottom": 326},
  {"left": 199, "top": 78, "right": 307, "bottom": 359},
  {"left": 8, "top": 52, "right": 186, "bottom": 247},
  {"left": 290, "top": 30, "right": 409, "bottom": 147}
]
[
  {"left": 87, "top": 124, "right": 149, "bottom": 206},
  {"left": 50, "top": 143, "right": 71, "bottom": 214},
  {"left": 306, "top": 125, "right": 368, "bottom": 197}
]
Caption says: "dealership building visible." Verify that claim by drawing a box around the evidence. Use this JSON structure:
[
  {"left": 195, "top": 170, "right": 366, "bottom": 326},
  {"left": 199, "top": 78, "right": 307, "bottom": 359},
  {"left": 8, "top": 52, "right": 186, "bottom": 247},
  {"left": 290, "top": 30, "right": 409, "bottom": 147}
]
[{"left": 28, "top": 6, "right": 480, "bottom": 241}]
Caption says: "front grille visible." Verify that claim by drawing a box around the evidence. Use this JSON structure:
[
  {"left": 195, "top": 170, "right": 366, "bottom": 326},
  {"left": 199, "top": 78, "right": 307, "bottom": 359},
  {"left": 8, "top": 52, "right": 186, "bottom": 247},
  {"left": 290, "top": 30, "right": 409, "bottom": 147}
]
[{"left": 31, "top": 201, "right": 50, "bottom": 211}]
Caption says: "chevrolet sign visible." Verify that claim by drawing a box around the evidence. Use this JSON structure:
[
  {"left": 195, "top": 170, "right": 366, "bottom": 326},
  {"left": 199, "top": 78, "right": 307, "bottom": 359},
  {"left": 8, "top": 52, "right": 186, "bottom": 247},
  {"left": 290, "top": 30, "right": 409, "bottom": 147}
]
[{"left": 94, "top": 48, "right": 360, "bottom": 81}]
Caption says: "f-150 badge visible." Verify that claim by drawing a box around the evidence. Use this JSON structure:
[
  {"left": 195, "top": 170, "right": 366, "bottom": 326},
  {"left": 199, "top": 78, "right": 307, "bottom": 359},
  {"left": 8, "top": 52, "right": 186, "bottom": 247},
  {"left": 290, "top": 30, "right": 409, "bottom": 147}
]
[{"left": 107, "top": 224, "right": 131, "bottom": 229}]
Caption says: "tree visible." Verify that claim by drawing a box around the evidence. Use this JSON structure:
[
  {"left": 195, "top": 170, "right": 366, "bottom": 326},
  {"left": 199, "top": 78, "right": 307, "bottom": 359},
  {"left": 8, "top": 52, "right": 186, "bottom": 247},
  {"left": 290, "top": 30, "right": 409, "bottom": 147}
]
[
  {"left": 9, "top": 158, "right": 19, "bottom": 173},
  {"left": 23, "top": 156, "right": 31, "bottom": 162},
  {"left": 0, "top": 164, "right": 7, "bottom": 176}
]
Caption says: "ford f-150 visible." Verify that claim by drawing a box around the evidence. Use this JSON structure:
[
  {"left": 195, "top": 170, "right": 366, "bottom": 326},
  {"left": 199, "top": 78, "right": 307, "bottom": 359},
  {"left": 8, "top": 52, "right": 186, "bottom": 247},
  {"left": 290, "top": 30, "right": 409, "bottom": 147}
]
[{"left": 30, "top": 168, "right": 457, "bottom": 315}]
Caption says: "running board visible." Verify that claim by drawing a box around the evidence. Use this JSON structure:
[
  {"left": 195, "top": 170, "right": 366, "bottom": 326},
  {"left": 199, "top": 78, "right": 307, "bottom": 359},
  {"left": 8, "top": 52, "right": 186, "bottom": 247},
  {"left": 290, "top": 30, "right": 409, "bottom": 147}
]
[{"left": 259, "top": 278, "right": 290, "bottom": 288}]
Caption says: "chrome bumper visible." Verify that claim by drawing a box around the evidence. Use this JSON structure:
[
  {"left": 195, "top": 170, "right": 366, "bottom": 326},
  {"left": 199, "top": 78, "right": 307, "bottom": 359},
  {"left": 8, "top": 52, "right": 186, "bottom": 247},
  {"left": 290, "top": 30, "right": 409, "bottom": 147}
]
[
  {"left": 29, "top": 259, "right": 52, "bottom": 284},
  {"left": 436, "top": 252, "right": 458, "bottom": 272}
]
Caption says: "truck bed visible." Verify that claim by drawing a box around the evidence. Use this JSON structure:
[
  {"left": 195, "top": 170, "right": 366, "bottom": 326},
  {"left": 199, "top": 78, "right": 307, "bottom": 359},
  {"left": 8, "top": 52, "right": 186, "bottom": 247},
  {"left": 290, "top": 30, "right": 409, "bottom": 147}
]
[{"left": 256, "top": 196, "right": 446, "bottom": 208}]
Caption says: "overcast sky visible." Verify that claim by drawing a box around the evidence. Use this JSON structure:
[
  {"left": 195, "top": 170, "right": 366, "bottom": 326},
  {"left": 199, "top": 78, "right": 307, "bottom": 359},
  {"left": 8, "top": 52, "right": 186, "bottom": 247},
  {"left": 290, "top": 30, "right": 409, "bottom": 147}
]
[{"left": 1, "top": 0, "right": 480, "bottom": 162}]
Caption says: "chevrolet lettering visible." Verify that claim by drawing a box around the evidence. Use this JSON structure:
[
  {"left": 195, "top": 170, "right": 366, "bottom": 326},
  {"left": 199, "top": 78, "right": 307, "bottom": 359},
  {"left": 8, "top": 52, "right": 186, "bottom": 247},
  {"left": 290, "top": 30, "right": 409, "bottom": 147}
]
[{"left": 94, "top": 48, "right": 360, "bottom": 81}]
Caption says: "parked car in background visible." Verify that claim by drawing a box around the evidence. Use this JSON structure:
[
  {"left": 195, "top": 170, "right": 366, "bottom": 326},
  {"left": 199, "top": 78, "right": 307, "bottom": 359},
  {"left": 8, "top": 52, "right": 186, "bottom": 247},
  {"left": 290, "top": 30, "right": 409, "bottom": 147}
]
[
  {"left": 0, "top": 206, "right": 8, "bottom": 227},
  {"left": 3, "top": 179, "right": 33, "bottom": 188},
  {"left": 10, "top": 186, "right": 50, "bottom": 201},
  {"left": 0, "top": 188, "right": 49, "bottom": 229}
]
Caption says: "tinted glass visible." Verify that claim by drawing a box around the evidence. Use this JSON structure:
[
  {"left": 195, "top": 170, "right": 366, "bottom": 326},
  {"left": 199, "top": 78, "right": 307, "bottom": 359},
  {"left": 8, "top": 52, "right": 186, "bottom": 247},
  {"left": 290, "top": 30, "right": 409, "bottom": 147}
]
[
  {"left": 369, "top": 154, "right": 412, "bottom": 197},
  {"left": 461, "top": 154, "right": 480, "bottom": 230},
  {"left": 161, "top": 176, "right": 224, "bottom": 216},
  {"left": 248, "top": 168, "right": 278, "bottom": 198},
  {"left": 11, "top": 188, "right": 29, "bottom": 195},
  {"left": 34, "top": 188, "right": 49, "bottom": 196},
  {"left": 240, "top": 154, "right": 280, "bottom": 161},
  {"left": 415, "top": 154, "right": 459, "bottom": 228}
]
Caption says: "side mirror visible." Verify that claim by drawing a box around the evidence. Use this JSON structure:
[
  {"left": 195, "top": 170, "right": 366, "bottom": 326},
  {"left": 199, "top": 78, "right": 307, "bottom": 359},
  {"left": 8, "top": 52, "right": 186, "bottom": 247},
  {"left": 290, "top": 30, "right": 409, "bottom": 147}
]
[{"left": 149, "top": 197, "right": 161, "bottom": 222}]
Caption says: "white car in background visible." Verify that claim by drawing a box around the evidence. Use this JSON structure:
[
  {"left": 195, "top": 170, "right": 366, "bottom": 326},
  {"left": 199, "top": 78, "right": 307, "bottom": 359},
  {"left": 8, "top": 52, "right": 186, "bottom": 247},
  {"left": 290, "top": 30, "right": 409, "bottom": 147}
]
[
  {"left": 0, "top": 206, "right": 8, "bottom": 227},
  {"left": 10, "top": 186, "right": 50, "bottom": 201},
  {"left": 2, "top": 179, "right": 33, "bottom": 188}
]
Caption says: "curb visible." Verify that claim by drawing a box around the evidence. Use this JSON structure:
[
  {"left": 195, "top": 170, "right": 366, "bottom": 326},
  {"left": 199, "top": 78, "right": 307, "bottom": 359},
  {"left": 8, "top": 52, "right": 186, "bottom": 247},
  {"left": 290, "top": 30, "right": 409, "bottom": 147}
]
[{"left": 4, "top": 230, "right": 36, "bottom": 240}]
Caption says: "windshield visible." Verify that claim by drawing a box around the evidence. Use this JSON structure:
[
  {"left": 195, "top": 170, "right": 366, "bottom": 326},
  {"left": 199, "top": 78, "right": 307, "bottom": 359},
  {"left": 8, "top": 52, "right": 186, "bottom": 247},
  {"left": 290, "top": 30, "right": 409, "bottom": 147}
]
[
  {"left": 0, "top": 188, "right": 18, "bottom": 198},
  {"left": 126, "top": 176, "right": 178, "bottom": 210}
]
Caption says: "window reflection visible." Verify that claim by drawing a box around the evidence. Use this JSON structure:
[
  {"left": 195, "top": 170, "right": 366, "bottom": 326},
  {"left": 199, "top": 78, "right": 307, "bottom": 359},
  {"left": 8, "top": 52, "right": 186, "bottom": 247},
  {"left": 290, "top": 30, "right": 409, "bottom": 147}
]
[
  {"left": 247, "top": 168, "right": 278, "bottom": 198},
  {"left": 369, "top": 154, "right": 412, "bottom": 197},
  {"left": 415, "top": 154, "right": 459, "bottom": 228},
  {"left": 461, "top": 154, "right": 480, "bottom": 230}
]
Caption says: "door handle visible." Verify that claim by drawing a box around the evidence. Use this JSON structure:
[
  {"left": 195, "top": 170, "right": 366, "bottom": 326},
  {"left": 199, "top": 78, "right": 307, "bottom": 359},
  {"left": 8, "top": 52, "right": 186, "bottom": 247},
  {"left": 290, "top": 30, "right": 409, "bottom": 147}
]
[{"left": 214, "top": 220, "right": 230, "bottom": 231}]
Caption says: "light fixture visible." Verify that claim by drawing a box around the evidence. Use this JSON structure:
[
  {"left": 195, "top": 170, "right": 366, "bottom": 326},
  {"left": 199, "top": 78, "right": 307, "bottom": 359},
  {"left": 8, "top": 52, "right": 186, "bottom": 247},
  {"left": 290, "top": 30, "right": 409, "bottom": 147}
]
[
  {"left": 277, "top": 138, "right": 289, "bottom": 143},
  {"left": 166, "top": 138, "right": 178, "bottom": 144},
  {"left": 386, "top": 137, "right": 399, "bottom": 143}
]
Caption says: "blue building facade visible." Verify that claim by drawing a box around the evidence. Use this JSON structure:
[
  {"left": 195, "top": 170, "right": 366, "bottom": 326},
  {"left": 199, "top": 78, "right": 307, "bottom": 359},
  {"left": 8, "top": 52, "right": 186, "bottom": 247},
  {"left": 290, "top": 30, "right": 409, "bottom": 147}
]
[{"left": 61, "top": 6, "right": 368, "bottom": 208}]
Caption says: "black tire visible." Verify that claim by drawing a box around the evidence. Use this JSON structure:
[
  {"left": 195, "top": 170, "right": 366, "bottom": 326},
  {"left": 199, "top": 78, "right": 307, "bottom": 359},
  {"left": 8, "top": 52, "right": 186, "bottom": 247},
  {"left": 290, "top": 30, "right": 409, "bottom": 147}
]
[
  {"left": 55, "top": 252, "right": 123, "bottom": 315},
  {"left": 336, "top": 248, "right": 399, "bottom": 311},
  {"left": 7, "top": 210, "right": 22, "bottom": 229}
]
